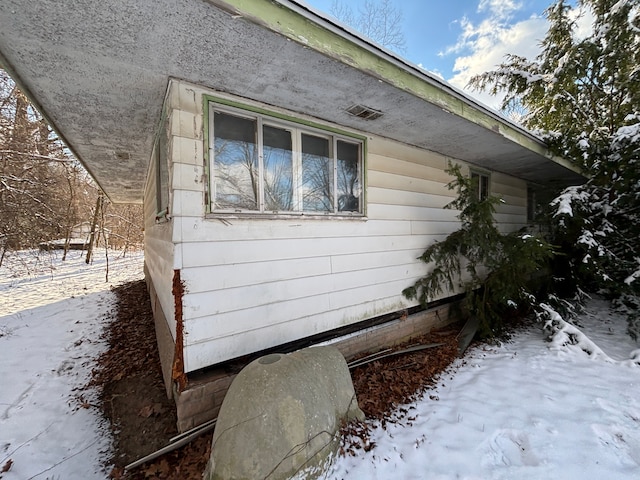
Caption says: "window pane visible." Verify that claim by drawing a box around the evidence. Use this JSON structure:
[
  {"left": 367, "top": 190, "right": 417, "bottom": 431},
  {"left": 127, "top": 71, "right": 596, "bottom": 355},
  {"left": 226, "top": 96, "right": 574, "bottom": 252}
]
[
  {"left": 480, "top": 175, "right": 489, "bottom": 201},
  {"left": 263, "top": 125, "right": 293, "bottom": 211},
  {"left": 156, "top": 127, "right": 169, "bottom": 213},
  {"left": 337, "top": 140, "right": 361, "bottom": 212},
  {"left": 471, "top": 172, "right": 480, "bottom": 200},
  {"left": 471, "top": 172, "right": 489, "bottom": 201},
  {"left": 213, "top": 112, "right": 258, "bottom": 210},
  {"left": 301, "top": 134, "right": 332, "bottom": 212}
]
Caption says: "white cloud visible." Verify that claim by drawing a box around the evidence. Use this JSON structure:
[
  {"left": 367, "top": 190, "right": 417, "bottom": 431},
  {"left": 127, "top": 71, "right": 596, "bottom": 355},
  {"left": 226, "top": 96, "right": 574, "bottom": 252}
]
[
  {"left": 449, "top": 15, "right": 547, "bottom": 109},
  {"left": 478, "top": 0, "right": 522, "bottom": 20},
  {"left": 441, "top": 1, "right": 547, "bottom": 110},
  {"left": 443, "top": 1, "right": 595, "bottom": 111},
  {"left": 418, "top": 63, "right": 445, "bottom": 80}
]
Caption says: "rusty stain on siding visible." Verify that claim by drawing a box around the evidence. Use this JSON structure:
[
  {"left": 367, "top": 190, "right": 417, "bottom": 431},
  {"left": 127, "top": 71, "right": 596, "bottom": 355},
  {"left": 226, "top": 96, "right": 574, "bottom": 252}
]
[{"left": 172, "top": 269, "right": 187, "bottom": 392}]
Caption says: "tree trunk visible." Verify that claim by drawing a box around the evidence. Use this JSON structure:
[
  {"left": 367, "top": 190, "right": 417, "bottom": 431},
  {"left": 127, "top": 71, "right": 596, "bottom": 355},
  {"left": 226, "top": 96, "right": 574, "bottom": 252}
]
[{"left": 85, "top": 195, "right": 103, "bottom": 264}]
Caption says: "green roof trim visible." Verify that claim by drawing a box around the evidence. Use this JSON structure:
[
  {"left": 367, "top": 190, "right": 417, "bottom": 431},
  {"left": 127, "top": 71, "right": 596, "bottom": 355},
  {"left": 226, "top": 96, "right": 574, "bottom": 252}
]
[{"left": 220, "top": 0, "right": 581, "bottom": 176}]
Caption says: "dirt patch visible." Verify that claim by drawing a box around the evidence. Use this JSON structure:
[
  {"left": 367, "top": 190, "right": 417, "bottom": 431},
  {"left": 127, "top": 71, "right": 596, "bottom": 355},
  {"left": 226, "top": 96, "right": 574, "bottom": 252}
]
[
  {"left": 90, "top": 280, "right": 193, "bottom": 479},
  {"left": 92, "top": 279, "right": 465, "bottom": 479}
]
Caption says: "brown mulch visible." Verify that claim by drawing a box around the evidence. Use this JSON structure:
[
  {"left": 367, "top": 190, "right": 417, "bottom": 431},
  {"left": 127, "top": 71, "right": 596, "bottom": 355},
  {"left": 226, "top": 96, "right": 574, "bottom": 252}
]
[
  {"left": 91, "top": 279, "right": 464, "bottom": 479},
  {"left": 91, "top": 280, "right": 208, "bottom": 479}
]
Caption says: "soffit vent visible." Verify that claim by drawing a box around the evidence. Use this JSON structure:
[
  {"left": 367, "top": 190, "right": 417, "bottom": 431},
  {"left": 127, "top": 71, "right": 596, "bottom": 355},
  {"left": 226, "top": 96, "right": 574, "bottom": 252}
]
[{"left": 345, "top": 104, "right": 383, "bottom": 120}]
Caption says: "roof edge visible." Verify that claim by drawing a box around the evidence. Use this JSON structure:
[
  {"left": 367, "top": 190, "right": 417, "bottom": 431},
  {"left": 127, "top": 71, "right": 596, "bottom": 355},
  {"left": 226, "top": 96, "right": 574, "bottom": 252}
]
[
  {"left": 0, "top": 48, "right": 115, "bottom": 200},
  {"left": 215, "top": 0, "right": 583, "bottom": 179}
]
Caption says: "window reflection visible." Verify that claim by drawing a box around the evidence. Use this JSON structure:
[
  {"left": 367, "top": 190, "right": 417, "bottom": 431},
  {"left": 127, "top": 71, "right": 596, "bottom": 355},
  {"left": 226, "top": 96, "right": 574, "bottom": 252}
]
[
  {"left": 210, "top": 105, "right": 363, "bottom": 215},
  {"left": 213, "top": 112, "right": 258, "bottom": 210},
  {"left": 337, "top": 140, "right": 360, "bottom": 212},
  {"left": 263, "top": 125, "right": 293, "bottom": 211},
  {"left": 301, "top": 134, "right": 332, "bottom": 212}
]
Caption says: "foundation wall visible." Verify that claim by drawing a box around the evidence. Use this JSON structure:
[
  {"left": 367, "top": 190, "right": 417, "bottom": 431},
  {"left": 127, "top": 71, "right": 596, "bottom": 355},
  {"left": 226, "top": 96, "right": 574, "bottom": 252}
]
[
  {"left": 145, "top": 265, "right": 177, "bottom": 398},
  {"left": 173, "top": 301, "right": 459, "bottom": 432}
]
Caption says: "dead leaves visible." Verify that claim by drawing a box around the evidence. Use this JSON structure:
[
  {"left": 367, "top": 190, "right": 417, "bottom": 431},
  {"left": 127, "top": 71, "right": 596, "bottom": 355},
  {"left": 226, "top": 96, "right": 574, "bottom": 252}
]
[
  {"left": 143, "top": 458, "right": 170, "bottom": 478},
  {"left": 1, "top": 459, "right": 13, "bottom": 475},
  {"left": 91, "top": 280, "right": 180, "bottom": 479},
  {"left": 96, "top": 280, "right": 463, "bottom": 479},
  {"left": 350, "top": 328, "right": 460, "bottom": 422},
  {"left": 134, "top": 436, "right": 211, "bottom": 480},
  {"left": 90, "top": 281, "right": 161, "bottom": 389},
  {"left": 138, "top": 403, "right": 165, "bottom": 418},
  {"left": 339, "top": 327, "right": 461, "bottom": 455}
]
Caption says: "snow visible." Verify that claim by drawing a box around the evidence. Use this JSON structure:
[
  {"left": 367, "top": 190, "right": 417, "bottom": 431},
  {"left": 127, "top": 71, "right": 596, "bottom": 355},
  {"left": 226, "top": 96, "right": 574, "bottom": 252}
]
[
  {"left": 551, "top": 185, "right": 590, "bottom": 219},
  {"left": 0, "top": 249, "right": 144, "bottom": 480},
  {"left": 625, "top": 261, "right": 640, "bottom": 285},
  {"left": 2, "top": 249, "right": 640, "bottom": 480},
  {"left": 326, "top": 301, "right": 640, "bottom": 480}
]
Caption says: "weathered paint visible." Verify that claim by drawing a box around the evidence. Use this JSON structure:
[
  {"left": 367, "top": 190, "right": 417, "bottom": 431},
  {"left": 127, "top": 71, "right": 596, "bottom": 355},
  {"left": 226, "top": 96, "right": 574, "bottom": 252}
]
[
  {"left": 171, "top": 269, "right": 187, "bottom": 392},
  {"left": 0, "top": 0, "right": 584, "bottom": 202},
  {"left": 149, "top": 79, "right": 535, "bottom": 372},
  {"left": 217, "top": 0, "right": 563, "bottom": 163}
]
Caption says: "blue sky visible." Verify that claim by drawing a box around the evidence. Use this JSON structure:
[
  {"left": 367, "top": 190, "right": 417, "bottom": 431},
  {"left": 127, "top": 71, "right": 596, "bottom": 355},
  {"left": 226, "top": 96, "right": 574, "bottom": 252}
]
[{"left": 301, "top": 0, "right": 585, "bottom": 109}]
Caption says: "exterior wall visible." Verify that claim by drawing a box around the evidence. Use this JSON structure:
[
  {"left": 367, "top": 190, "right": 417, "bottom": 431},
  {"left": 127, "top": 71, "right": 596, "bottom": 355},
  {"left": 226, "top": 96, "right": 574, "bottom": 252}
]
[
  {"left": 143, "top": 117, "right": 177, "bottom": 391},
  {"left": 163, "top": 79, "right": 529, "bottom": 374},
  {"left": 492, "top": 171, "right": 529, "bottom": 232}
]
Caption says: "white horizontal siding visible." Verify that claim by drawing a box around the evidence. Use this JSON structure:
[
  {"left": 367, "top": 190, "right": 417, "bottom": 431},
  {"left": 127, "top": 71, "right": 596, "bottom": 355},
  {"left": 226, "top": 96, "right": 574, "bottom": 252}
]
[
  {"left": 180, "top": 256, "right": 333, "bottom": 292},
  {"left": 183, "top": 262, "right": 424, "bottom": 319},
  {"left": 171, "top": 163, "right": 205, "bottom": 193},
  {"left": 367, "top": 186, "right": 451, "bottom": 208},
  {"left": 491, "top": 173, "right": 528, "bottom": 231},
  {"left": 175, "top": 217, "right": 410, "bottom": 242},
  {"left": 182, "top": 292, "right": 408, "bottom": 372},
  {"left": 180, "top": 233, "right": 432, "bottom": 268},
  {"left": 160, "top": 80, "right": 530, "bottom": 372},
  {"left": 144, "top": 148, "right": 177, "bottom": 340},
  {"left": 366, "top": 203, "right": 460, "bottom": 222}
]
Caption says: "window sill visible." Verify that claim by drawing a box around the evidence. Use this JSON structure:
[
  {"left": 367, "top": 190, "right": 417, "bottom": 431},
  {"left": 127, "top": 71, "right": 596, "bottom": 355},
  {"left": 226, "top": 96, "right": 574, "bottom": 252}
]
[{"left": 205, "top": 211, "right": 368, "bottom": 221}]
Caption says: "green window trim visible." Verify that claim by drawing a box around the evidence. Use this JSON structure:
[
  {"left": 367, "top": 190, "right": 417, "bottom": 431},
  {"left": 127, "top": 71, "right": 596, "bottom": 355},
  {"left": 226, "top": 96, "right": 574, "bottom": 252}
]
[{"left": 204, "top": 95, "right": 366, "bottom": 217}]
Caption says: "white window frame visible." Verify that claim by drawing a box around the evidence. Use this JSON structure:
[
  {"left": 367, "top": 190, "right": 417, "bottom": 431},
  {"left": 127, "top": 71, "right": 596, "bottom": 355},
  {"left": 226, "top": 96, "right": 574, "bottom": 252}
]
[
  {"left": 155, "top": 124, "right": 169, "bottom": 218},
  {"left": 470, "top": 170, "right": 490, "bottom": 202},
  {"left": 206, "top": 98, "right": 365, "bottom": 217}
]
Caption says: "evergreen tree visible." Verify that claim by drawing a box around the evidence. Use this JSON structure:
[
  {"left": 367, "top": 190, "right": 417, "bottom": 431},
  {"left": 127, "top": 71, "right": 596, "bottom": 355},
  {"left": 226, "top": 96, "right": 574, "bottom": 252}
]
[
  {"left": 469, "top": 0, "right": 640, "bottom": 334},
  {"left": 403, "top": 163, "right": 555, "bottom": 338}
]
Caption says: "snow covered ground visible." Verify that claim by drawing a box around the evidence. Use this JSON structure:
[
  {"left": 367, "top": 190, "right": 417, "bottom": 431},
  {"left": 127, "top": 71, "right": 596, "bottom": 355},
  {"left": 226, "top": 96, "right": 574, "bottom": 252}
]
[
  {"left": 328, "top": 300, "right": 640, "bottom": 480},
  {"left": 0, "top": 249, "right": 144, "bottom": 480},
  {"left": 1, "top": 249, "right": 639, "bottom": 479}
]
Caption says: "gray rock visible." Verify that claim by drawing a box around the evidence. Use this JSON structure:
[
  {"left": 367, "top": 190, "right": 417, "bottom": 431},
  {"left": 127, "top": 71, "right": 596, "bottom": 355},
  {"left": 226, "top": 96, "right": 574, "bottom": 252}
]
[{"left": 204, "top": 346, "right": 364, "bottom": 480}]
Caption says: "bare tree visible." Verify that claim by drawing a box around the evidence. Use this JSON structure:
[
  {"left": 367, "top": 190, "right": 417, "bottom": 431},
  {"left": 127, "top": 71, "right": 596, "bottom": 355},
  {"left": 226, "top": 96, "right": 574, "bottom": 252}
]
[
  {"left": 330, "top": 0, "right": 406, "bottom": 53},
  {"left": 105, "top": 202, "right": 144, "bottom": 255},
  {"left": 0, "top": 71, "right": 68, "bottom": 258},
  {"left": 0, "top": 69, "right": 143, "bottom": 262},
  {"left": 85, "top": 194, "right": 103, "bottom": 264}
]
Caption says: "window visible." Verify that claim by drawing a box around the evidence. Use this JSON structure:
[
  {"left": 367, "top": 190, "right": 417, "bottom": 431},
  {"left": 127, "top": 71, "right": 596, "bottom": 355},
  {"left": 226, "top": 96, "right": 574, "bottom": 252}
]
[
  {"left": 155, "top": 126, "right": 169, "bottom": 216},
  {"left": 470, "top": 171, "right": 490, "bottom": 201},
  {"left": 209, "top": 102, "right": 363, "bottom": 215}
]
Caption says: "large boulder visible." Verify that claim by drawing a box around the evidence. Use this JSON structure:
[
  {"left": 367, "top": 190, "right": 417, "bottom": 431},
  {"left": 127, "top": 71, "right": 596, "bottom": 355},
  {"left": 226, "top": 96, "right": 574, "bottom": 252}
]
[{"left": 204, "top": 346, "right": 364, "bottom": 480}]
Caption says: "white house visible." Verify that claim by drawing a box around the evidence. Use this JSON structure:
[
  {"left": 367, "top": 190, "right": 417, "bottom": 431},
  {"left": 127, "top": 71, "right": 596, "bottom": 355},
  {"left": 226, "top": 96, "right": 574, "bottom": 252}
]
[{"left": 0, "top": 0, "right": 583, "bottom": 429}]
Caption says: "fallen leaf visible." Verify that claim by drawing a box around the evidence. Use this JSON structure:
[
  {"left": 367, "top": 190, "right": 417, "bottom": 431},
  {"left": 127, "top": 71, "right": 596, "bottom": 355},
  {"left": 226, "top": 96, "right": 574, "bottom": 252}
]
[
  {"left": 1, "top": 459, "right": 13, "bottom": 473},
  {"left": 138, "top": 404, "right": 154, "bottom": 418}
]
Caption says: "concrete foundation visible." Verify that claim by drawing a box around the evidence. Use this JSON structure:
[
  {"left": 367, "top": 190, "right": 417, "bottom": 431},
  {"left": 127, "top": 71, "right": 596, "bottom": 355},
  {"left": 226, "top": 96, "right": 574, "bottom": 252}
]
[
  {"left": 173, "top": 301, "right": 459, "bottom": 432},
  {"left": 145, "top": 264, "right": 176, "bottom": 399}
]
